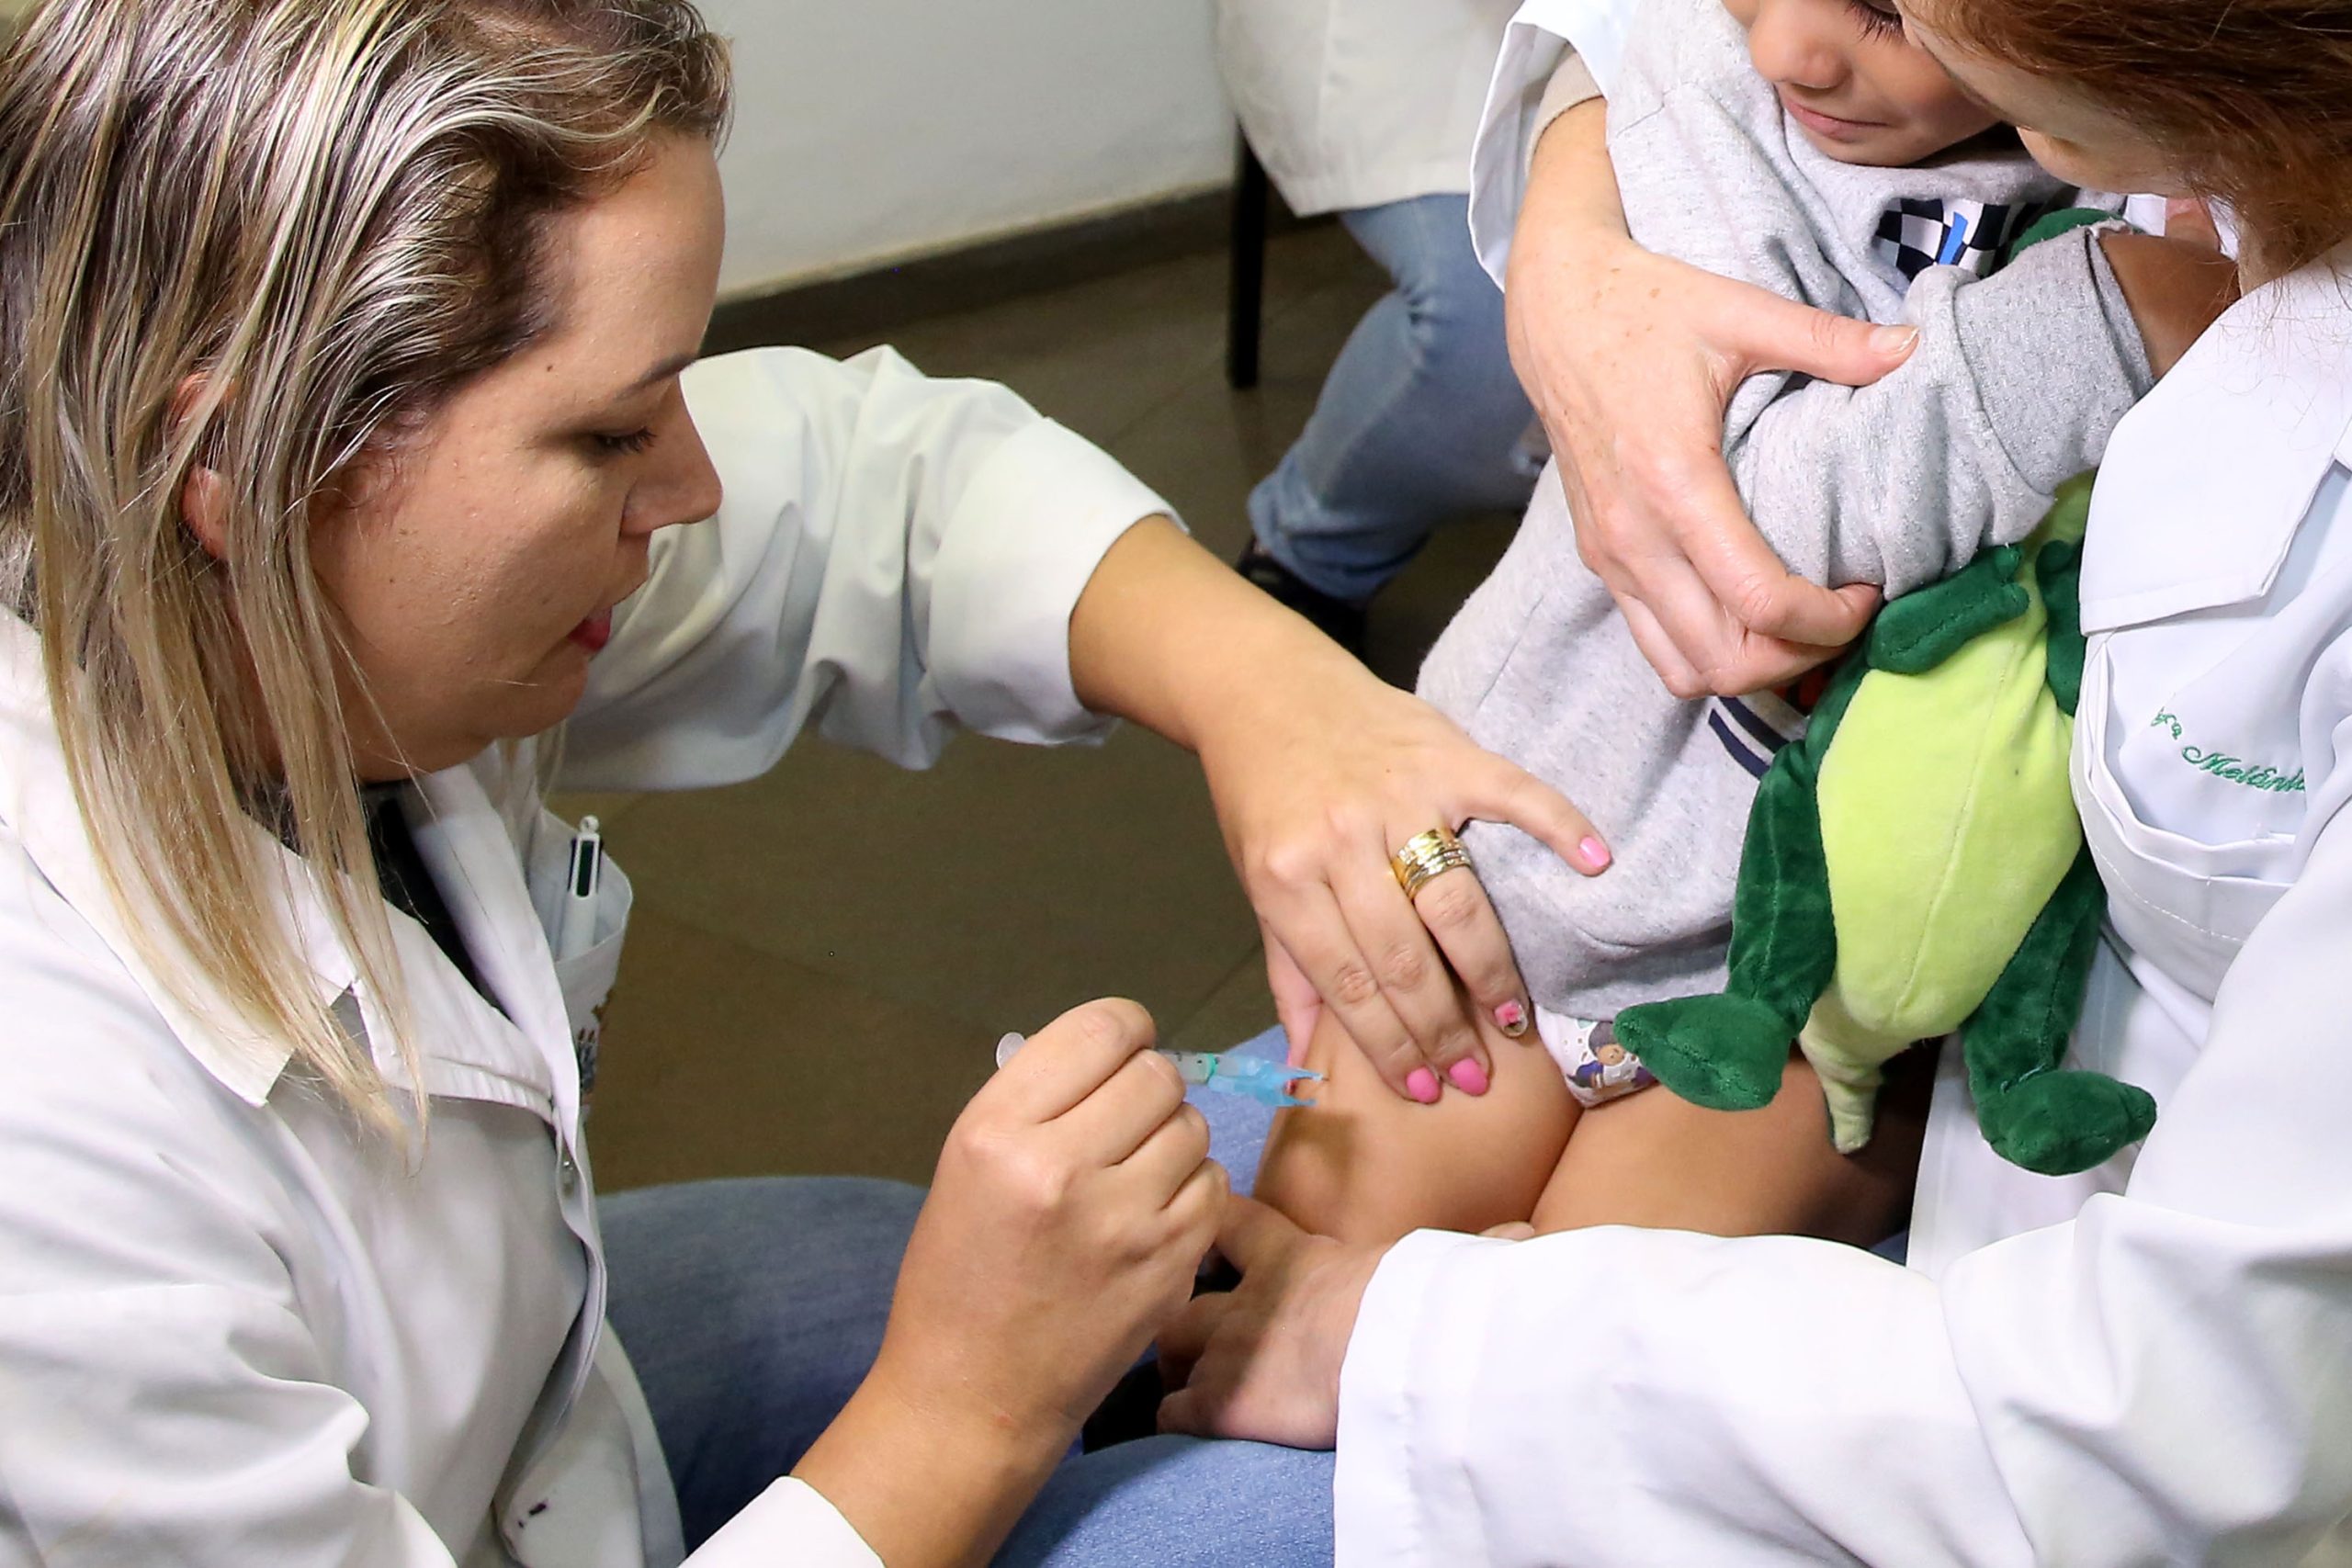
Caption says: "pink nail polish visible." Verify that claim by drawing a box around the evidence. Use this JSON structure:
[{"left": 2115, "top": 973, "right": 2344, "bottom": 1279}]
[
  {"left": 1405, "top": 1066, "right": 1442, "bottom": 1104},
  {"left": 1580, "top": 836, "right": 1613, "bottom": 871},
  {"left": 1447, "top": 1059, "right": 1490, "bottom": 1096},
  {"left": 1494, "top": 999, "right": 1529, "bottom": 1038}
]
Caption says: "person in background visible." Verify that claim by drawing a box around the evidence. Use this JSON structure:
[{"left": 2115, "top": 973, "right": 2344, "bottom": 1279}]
[{"left": 1216, "top": 0, "right": 1537, "bottom": 649}]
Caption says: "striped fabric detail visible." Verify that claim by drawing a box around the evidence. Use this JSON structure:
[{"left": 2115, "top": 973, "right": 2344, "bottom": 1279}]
[{"left": 1706, "top": 685, "right": 1815, "bottom": 777}]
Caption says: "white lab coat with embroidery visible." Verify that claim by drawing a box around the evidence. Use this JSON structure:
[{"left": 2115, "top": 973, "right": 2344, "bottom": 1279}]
[
  {"left": 1331, "top": 8, "right": 2352, "bottom": 1562},
  {"left": 0, "top": 345, "right": 1169, "bottom": 1568}
]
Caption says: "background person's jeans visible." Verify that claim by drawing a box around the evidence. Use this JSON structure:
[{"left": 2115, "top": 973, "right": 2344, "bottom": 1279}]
[
  {"left": 603, "top": 1027, "right": 1330, "bottom": 1564},
  {"left": 1250, "top": 192, "right": 1537, "bottom": 604}
]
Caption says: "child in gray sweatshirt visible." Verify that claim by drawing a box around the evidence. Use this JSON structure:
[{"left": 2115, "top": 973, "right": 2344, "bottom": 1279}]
[{"left": 1417, "top": 0, "right": 2153, "bottom": 1103}]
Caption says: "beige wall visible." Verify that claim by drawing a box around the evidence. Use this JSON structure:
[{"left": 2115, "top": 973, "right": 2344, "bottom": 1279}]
[
  {"left": 0, "top": 3, "right": 1237, "bottom": 298},
  {"left": 701, "top": 0, "right": 1234, "bottom": 297}
]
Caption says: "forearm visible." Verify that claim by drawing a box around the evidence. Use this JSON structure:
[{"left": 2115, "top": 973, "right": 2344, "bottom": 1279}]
[
  {"left": 1510, "top": 99, "right": 1629, "bottom": 284},
  {"left": 1068, "top": 516, "right": 1365, "bottom": 754},
  {"left": 793, "top": 1364, "right": 1069, "bottom": 1568}
]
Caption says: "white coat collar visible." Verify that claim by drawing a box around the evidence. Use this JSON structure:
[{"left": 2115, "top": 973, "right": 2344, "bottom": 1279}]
[
  {"left": 0, "top": 616, "right": 571, "bottom": 1120},
  {"left": 0, "top": 615, "right": 352, "bottom": 1102},
  {"left": 2081, "top": 258, "right": 2352, "bottom": 633}
]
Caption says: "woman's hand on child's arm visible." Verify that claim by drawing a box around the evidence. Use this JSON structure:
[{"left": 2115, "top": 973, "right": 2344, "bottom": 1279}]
[
  {"left": 796, "top": 998, "right": 1224, "bottom": 1567},
  {"left": 1069, "top": 519, "right": 1609, "bottom": 1105},
  {"left": 1510, "top": 100, "right": 1916, "bottom": 698}
]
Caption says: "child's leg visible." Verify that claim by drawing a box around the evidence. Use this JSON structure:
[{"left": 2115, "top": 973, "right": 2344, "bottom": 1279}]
[
  {"left": 1253, "top": 1008, "right": 1579, "bottom": 1244},
  {"left": 1532, "top": 1045, "right": 1934, "bottom": 1246}
]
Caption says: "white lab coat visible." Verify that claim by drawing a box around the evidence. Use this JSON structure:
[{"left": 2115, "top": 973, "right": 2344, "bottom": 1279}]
[
  {"left": 1215, "top": 0, "right": 1522, "bottom": 216},
  {"left": 0, "top": 345, "right": 1170, "bottom": 1568},
  {"left": 1331, "top": 28, "right": 2352, "bottom": 1561}
]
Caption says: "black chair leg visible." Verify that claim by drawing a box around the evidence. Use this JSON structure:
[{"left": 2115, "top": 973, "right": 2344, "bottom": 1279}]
[{"left": 1227, "top": 135, "right": 1269, "bottom": 390}]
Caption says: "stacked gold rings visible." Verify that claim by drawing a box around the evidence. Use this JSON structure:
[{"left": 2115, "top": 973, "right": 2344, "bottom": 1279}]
[{"left": 1390, "top": 826, "right": 1475, "bottom": 899}]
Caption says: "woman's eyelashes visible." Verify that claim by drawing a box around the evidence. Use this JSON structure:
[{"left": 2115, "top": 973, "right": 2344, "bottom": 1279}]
[{"left": 1846, "top": 0, "right": 1904, "bottom": 39}]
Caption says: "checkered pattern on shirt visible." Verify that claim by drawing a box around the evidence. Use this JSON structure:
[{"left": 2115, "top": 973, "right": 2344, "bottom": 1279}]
[{"left": 1871, "top": 197, "right": 2060, "bottom": 281}]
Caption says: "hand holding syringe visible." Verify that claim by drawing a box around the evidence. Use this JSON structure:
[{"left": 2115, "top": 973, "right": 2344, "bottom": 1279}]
[{"left": 995, "top": 1032, "right": 1322, "bottom": 1109}]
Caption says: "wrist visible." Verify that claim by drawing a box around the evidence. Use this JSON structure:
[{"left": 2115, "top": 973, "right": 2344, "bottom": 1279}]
[
  {"left": 795, "top": 1359, "right": 1070, "bottom": 1568},
  {"left": 1070, "top": 514, "right": 1369, "bottom": 754},
  {"left": 1519, "top": 98, "right": 1626, "bottom": 249}
]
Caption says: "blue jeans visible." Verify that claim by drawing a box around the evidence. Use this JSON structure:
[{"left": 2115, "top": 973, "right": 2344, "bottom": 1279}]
[
  {"left": 602, "top": 1028, "right": 1330, "bottom": 1564},
  {"left": 1251, "top": 192, "right": 1537, "bottom": 604}
]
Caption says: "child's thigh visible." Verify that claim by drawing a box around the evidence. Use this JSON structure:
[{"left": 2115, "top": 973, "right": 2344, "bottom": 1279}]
[
  {"left": 1532, "top": 1047, "right": 1934, "bottom": 1246},
  {"left": 1252, "top": 1009, "right": 1578, "bottom": 1244}
]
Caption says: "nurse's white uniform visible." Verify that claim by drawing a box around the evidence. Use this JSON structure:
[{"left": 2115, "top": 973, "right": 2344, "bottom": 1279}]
[
  {"left": 1329, "top": 17, "right": 2352, "bottom": 1561},
  {"left": 0, "top": 346, "right": 1171, "bottom": 1568}
]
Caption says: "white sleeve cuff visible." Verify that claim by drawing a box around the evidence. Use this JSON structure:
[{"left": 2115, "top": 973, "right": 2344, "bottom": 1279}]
[
  {"left": 926, "top": 418, "right": 1182, "bottom": 747},
  {"left": 1334, "top": 1228, "right": 1497, "bottom": 1566},
  {"left": 1468, "top": 0, "right": 1643, "bottom": 286},
  {"left": 687, "top": 1477, "right": 882, "bottom": 1568}
]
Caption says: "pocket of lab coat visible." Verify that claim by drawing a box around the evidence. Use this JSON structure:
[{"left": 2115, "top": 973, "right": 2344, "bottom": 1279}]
[
  {"left": 528, "top": 810, "right": 634, "bottom": 1098},
  {"left": 551, "top": 866, "right": 628, "bottom": 1099},
  {"left": 2076, "top": 649, "right": 2292, "bottom": 1000}
]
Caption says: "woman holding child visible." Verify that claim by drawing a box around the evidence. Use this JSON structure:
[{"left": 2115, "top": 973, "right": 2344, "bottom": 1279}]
[
  {"left": 0, "top": 2, "right": 1602, "bottom": 1564},
  {"left": 1149, "top": 0, "right": 2352, "bottom": 1562}
]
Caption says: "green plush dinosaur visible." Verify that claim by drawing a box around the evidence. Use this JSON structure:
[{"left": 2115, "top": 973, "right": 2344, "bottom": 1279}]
[{"left": 1613, "top": 474, "right": 2157, "bottom": 1177}]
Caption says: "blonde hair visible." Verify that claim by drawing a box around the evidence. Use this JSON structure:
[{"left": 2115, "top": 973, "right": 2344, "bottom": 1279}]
[{"left": 0, "top": 0, "right": 729, "bottom": 1129}]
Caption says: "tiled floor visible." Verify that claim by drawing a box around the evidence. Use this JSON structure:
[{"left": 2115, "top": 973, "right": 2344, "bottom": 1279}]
[{"left": 571, "top": 224, "right": 1521, "bottom": 1192}]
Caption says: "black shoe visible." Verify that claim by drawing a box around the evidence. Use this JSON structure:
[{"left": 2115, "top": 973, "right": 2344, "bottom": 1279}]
[{"left": 1235, "top": 541, "right": 1368, "bottom": 653}]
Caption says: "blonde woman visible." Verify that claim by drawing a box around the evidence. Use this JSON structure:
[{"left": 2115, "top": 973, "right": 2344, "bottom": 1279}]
[{"left": 0, "top": 2, "right": 1615, "bottom": 1564}]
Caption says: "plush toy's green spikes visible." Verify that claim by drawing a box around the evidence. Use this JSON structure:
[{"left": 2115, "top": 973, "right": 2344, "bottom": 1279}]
[{"left": 1865, "top": 544, "right": 2027, "bottom": 674}]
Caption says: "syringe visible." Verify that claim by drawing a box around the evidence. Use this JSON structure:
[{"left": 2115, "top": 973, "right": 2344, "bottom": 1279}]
[{"left": 994, "top": 1032, "right": 1321, "bottom": 1109}]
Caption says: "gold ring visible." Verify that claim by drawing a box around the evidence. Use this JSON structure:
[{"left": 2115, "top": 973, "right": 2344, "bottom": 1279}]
[{"left": 1390, "top": 826, "right": 1475, "bottom": 900}]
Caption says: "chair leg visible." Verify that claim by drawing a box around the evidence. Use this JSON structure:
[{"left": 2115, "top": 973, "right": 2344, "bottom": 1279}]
[{"left": 1227, "top": 135, "right": 1269, "bottom": 390}]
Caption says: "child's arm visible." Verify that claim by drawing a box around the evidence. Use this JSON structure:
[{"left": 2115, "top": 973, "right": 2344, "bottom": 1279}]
[{"left": 1721, "top": 229, "right": 2223, "bottom": 598}]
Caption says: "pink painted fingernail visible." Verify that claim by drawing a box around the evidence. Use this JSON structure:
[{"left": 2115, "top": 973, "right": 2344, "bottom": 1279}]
[
  {"left": 1405, "top": 1067, "right": 1442, "bottom": 1104},
  {"left": 1494, "top": 999, "right": 1530, "bottom": 1038},
  {"left": 1447, "top": 1058, "right": 1490, "bottom": 1096},
  {"left": 1580, "top": 836, "right": 1612, "bottom": 872}
]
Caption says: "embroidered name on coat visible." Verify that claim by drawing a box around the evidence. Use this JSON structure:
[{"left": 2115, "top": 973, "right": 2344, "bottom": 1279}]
[{"left": 2154, "top": 711, "right": 2307, "bottom": 794}]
